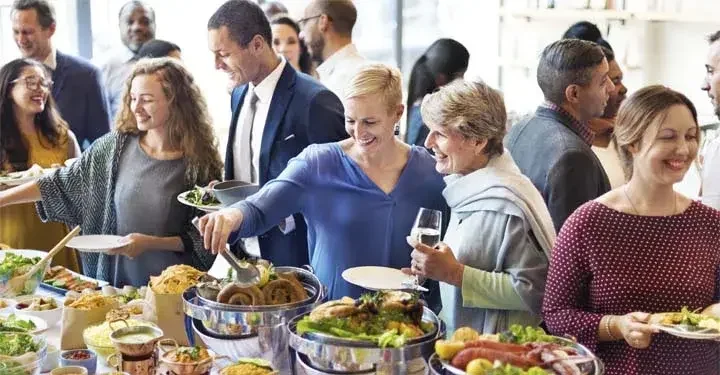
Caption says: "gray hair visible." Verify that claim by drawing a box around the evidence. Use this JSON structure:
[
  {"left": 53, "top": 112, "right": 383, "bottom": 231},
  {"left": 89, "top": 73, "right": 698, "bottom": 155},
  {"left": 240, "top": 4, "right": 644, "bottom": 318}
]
[{"left": 420, "top": 80, "right": 507, "bottom": 158}]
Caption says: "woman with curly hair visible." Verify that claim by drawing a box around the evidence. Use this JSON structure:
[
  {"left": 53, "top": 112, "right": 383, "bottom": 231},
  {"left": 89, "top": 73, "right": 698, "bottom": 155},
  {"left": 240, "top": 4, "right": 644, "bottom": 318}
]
[
  {"left": 0, "top": 58, "right": 81, "bottom": 271},
  {"left": 0, "top": 58, "right": 223, "bottom": 286}
]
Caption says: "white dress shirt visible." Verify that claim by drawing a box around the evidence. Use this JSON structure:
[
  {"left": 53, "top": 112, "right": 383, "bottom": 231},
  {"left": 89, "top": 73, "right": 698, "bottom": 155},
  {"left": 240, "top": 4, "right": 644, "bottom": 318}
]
[
  {"left": 232, "top": 57, "right": 287, "bottom": 256},
  {"left": 94, "top": 47, "right": 135, "bottom": 116},
  {"left": 702, "top": 136, "right": 720, "bottom": 209},
  {"left": 316, "top": 43, "right": 369, "bottom": 100}
]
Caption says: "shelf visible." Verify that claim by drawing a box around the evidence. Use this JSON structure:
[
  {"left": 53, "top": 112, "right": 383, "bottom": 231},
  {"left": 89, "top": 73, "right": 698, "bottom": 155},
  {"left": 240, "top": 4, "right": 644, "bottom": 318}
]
[{"left": 499, "top": 7, "right": 720, "bottom": 24}]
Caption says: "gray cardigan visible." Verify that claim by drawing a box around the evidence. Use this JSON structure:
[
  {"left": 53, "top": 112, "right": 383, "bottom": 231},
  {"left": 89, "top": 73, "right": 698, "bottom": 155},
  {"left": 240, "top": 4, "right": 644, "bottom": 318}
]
[
  {"left": 505, "top": 106, "right": 610, "bottom": 231},
  {"left": 36, "top": 132, "right": 217, "bottom": 283},
  {"left": 439, "top": 152, "right": 555, "bottom": 334}
]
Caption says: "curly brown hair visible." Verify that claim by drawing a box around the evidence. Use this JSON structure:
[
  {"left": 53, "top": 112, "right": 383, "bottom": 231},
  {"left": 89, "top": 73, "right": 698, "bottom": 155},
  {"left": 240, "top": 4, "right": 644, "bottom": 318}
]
[{"left": 116, "top": 58, "right": 223, "bottom": 184}]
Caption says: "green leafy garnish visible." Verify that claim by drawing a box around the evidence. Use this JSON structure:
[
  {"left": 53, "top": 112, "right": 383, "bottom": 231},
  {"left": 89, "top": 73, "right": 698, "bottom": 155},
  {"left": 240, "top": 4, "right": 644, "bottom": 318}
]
[
  {"left": 0, "top": 333, "right": 39, "bottom": 356},
  {"left": 186, "top": 186, "right": 220, "bottom": 206},
  {"left": 499, "top": 325, "right": 554, "bottom": 344}
]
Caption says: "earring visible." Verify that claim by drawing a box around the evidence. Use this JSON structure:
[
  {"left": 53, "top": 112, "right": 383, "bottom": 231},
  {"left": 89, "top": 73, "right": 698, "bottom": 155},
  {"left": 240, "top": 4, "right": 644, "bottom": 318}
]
[{"left": 394, "top": 124, "right": 400, "bottom": 136}]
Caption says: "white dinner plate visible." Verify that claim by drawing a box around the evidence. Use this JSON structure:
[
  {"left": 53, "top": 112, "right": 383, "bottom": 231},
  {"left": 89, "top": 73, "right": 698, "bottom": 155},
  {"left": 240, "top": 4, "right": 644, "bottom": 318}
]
[
  {"left": 177, "top": 191, "right": 221, "bottom": 213},
  {"left": 651, "top": 323, "right": 720, "bottom": 340},
  {"left": 66, "top": 235, "right": 131, "bottom": 253},
  {"left": 0, "top": 312, "right": 49, "bottom": 335},
  {"left": 342, "top": 266, "right": 421, "bottom": 291}
]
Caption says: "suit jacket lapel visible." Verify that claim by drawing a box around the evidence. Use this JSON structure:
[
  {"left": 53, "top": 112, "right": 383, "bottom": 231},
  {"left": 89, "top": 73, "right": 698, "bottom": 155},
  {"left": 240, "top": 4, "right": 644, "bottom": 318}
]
[
  {"left": 259, "top": 64, "right": 295, "bottom": 184},
  {"left": 224, "top": 85, "right": 248, "bottom": 180},
  {"left": 51, "top": 51, "right": 67, "bottom": 99}
]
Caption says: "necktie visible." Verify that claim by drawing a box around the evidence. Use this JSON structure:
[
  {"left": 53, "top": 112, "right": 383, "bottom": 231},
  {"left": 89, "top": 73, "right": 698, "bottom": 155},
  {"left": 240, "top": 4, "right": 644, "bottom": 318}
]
[{"left": 238, "top": 91, "right": 259, "bottom": 183}]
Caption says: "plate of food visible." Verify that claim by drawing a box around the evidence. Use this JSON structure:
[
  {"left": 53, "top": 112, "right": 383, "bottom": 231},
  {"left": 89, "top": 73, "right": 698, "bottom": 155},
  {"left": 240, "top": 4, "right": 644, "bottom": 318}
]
[
  {"left": 177, "top": 186, "right": 222, "bottom": 212},
  {"left": 295, "top": 290, "right": 436, "bottom": 348},
  {"left": 41, "top": 265, "right": 106, "bottom": 293},
  {"left": 0, "top": 331, "right": 47, "bottom": 374},
  {"left": 0, "top": 312, "right": 48, "bottom": 335},
  {"left": 650, "top": 307, "right": 720, "bottom": 340},
  {"left": 0, "top": 164, "right": 56, "bottom": 186},
  {"left": 434, "top": 325, "right": 601, "bottom": 375}
]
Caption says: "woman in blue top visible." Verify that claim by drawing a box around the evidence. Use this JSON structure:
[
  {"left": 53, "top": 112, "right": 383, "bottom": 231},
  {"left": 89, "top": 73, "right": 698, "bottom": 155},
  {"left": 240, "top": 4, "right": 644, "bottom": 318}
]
[{"left": 199, "top": 64, "right": 447, "bottom": 303}]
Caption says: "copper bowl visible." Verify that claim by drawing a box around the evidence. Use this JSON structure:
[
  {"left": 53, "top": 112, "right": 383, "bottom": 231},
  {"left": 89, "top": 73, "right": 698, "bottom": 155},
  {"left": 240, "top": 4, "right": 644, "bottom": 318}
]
[{"left": 157, "top": 339, "right": 226, "bottom": 375}]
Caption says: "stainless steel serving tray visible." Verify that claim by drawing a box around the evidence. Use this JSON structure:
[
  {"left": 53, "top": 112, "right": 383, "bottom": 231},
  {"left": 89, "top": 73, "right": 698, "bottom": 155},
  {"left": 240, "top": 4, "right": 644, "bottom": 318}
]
[
  {"left": 183, "top": 266, "right": 325, "bottom": 336},
  {"left": 288, "top": 306, "right": 446, "bottom": 373}
]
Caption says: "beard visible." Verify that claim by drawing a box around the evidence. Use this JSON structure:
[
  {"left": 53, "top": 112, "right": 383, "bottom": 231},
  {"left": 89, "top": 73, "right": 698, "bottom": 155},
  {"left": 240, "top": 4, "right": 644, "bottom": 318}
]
[{"left": 309, "top": 34, "right": 325, "bottom": 64}]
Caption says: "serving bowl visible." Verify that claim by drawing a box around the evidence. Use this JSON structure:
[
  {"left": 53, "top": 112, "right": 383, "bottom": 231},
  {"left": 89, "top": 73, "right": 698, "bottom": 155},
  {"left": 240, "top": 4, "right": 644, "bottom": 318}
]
[
  {"left": 83, "top": 319, "right": 157, "bottom": 364},
  {"left": 0, "top": 312, "right": 48, "bottom": 335},
  {"left": 211, "top": 180, "right": 260, "bottom": 206},
  {"left": 14, "top": 295, "right": 63, "bottom": 328},
  {"left": 41, "top": 344, "right": 59, "bottom": 373},
  {"left": 0, "top": 331, "right": 48, "bottom": 375},
  {"left": 0, "top": 250, "right": 51, "bottom": 298},
  {"left": 51, "top": 365, "right": 89, "bottom": 375},
  {"left": 60, "top": 350, "right": 97, "bottom": 374}
]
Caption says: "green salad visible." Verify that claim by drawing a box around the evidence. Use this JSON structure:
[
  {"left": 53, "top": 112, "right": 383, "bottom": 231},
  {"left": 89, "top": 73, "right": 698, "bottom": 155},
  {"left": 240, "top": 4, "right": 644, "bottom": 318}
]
[
  {"left": 0, "top": 254, "right": 39, "bottom": 279},
  {"left": 0, "top": 333, "right": 39, "bottom": 357},
  {"left": 0, "top": 315, "right": 36, "bottom": 333},
  {"left": 185, "top": 186, "right": 220, "bottom": 206}
]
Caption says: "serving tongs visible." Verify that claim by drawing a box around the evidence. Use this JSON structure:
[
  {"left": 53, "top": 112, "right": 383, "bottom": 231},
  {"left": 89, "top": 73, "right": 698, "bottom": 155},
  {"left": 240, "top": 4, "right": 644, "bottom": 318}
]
[{"left": 191, "top": 217, "right": 260, "bottom": 287}]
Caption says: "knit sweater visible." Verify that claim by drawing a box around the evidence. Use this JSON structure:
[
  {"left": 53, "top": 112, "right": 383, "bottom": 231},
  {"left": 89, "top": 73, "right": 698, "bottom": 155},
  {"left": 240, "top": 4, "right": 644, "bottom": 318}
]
[{"left": 35, "top": 132, "right": 217, "bottom": 283}]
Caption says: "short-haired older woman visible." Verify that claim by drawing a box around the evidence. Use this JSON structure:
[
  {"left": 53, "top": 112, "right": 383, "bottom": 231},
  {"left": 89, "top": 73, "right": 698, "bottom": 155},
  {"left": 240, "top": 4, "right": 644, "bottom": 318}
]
[
  {"left": 0, "top": 58, "right": 223, "bottom": 286},
  {"left": 404, "top": 80, "right": 555, "bottom": 334},
  {"left": 198, "top": 64, "right": 447, "bottom": 303},
  {"left": 542, "top": 85, "right": 720, "bottom": 374}
]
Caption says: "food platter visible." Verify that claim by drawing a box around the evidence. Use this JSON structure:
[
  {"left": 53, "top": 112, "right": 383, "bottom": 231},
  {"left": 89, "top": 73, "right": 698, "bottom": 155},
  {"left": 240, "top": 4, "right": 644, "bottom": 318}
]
[
  {"left": 288, "top": 306, "right": 445, "bottom": 373},
  {"left": 40, "top": 266, "right": 108, "bottom": 294}
]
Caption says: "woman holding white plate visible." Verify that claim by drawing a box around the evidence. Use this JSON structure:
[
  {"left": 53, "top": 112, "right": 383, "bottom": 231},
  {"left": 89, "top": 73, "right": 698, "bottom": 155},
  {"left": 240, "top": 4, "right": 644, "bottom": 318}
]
[
  {"left": 404, "top": 80, "right": 555, "bottom": 334},
  {"left": 0, "top": 58, "right": 223, "bottom": 286},
  {"left": 0, "top": 58, "right": 81, "bottom": 271}
]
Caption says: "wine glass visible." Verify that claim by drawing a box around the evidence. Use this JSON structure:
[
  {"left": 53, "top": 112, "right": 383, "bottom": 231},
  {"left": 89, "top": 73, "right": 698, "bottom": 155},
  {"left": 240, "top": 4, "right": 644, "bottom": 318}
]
[{"left": 408, "top": 208, "right": 442, "bottom": 289}]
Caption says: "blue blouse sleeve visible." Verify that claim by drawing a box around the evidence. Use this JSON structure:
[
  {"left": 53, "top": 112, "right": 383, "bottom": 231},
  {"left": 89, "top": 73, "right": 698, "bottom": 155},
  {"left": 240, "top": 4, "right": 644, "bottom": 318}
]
[{"left": 228, "top": 148, "right": 315, "bottom": 243}]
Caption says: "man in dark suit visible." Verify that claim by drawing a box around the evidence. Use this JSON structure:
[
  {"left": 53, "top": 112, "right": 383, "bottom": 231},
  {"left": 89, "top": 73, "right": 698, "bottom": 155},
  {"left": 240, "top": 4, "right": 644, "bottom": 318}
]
[
  {"left": 207, "top": 0, "right": 347, "bottom": 267},
  {"left": 11, "top": 0, "right": 111, "bottom": 150},
  {"left": 505, "top": 39, "right": 613, "bottom": 231}
]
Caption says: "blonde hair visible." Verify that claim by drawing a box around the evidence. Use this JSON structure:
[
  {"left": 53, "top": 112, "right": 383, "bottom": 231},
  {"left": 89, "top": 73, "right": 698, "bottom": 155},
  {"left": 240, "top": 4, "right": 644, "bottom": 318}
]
[
  {"left": 613, "top": 85, "right": 699, "bottom": 180},
  {"left": 420, "top": 80, "right": 507, "bottom": 157},
  {"left": 344, "top": 63, "right": 402, "bottom": 111},
  {"left": 115, "top": 58, "right": 223, "bottom": 184}
]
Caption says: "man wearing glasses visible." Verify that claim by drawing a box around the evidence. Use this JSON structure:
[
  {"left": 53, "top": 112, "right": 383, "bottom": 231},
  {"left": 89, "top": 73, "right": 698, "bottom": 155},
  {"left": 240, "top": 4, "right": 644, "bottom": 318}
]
[
  {"left": 299, "top": 0, "right": 369, "bottom": 100},
  {"left": 11, "top": 0, "right": 111, "bottom": 150}
]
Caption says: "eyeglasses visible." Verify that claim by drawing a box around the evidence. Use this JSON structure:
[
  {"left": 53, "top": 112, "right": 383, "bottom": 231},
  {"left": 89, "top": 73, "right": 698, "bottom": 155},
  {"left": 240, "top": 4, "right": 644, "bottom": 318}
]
[
  {"left": 10, "top": 76, "right": 53, "bottom": 90},
  {"left": 297, "top": 14, "right": 322, "bottom": 27}
]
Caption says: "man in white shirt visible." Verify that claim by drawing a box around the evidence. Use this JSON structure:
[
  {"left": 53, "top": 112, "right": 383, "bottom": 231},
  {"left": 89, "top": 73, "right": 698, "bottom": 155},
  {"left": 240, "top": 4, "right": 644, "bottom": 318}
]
[
  {"left": 299, "top": 0, "right": 369, "bottom": 100},
  {"left": 95, "top": 1, "right": 155, "bottom": 118},
  {"left": 701, "top": 30, "right": 720, "bottom": 209},
  {"left": 207, "top": 0, "right": 346, "bottom": 267}
]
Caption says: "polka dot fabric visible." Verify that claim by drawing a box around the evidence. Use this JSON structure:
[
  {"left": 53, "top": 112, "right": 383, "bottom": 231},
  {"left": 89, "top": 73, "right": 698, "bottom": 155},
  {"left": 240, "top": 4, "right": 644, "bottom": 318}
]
[{"left": 542, "top": 200, "right": 720, "bottom": 375}]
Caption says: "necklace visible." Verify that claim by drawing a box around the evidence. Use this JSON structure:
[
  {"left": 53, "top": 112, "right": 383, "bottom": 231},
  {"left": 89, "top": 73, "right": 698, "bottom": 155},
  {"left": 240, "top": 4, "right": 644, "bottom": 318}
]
[{"left": 623, "top": 185, "right": 677, "bottom": 216}]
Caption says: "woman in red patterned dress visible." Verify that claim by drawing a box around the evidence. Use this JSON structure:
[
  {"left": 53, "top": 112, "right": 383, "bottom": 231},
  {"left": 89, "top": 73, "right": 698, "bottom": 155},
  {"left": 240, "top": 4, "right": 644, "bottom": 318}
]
[{"left": 542, "top": 85, "right": 720, "bottom": 375}]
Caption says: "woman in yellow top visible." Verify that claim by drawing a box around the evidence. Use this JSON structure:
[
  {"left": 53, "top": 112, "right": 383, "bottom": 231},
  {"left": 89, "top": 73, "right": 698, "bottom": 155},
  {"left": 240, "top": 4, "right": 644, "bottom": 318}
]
[{"left": 0, "top": 58, "right": 80, "bottom": 271}]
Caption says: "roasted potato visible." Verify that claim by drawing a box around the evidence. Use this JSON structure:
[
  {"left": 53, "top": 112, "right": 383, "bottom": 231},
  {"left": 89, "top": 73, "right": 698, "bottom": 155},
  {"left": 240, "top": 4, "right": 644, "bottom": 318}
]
[
  {"left": 434, "top": 339, "right": 466, "bottom": 360},
  {"left": 451, "top": 327, "right": 480, "bottom": 343}
]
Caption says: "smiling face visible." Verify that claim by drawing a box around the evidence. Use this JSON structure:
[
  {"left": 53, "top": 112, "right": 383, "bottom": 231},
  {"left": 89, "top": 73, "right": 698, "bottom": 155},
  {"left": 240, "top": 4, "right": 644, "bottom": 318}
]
[
  {"left": 424, "top": 120, "right": 488, "bottom": 175},
  {"left": 208, "top": 26, "right": 261, "bottom": 88},
  {"left": 120, "top": 5, "right": 155, "bottom": 52},
  {"left": 10, "top": 65, "right": 51, "bottom": 116},
  {"left": 630, "top": 104, "right": 699, "bottom": 186},
  {"left": 12, "top": 9, "right": 54, "bottom": 60},
  {"left": 702, "top": 40, "right": 720, "bottom": 119},
  {"left": 344, "top": 95, "right": 402, "bottom": 154},
  {"left": 604, "top": 59, "right": 627, "bottom": 119},
  {"left": 272, "top": 24, "right": 301, "bottom": 70},
  {"left": 129, "top": 73, "right": 169, "bottom": 132}
]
